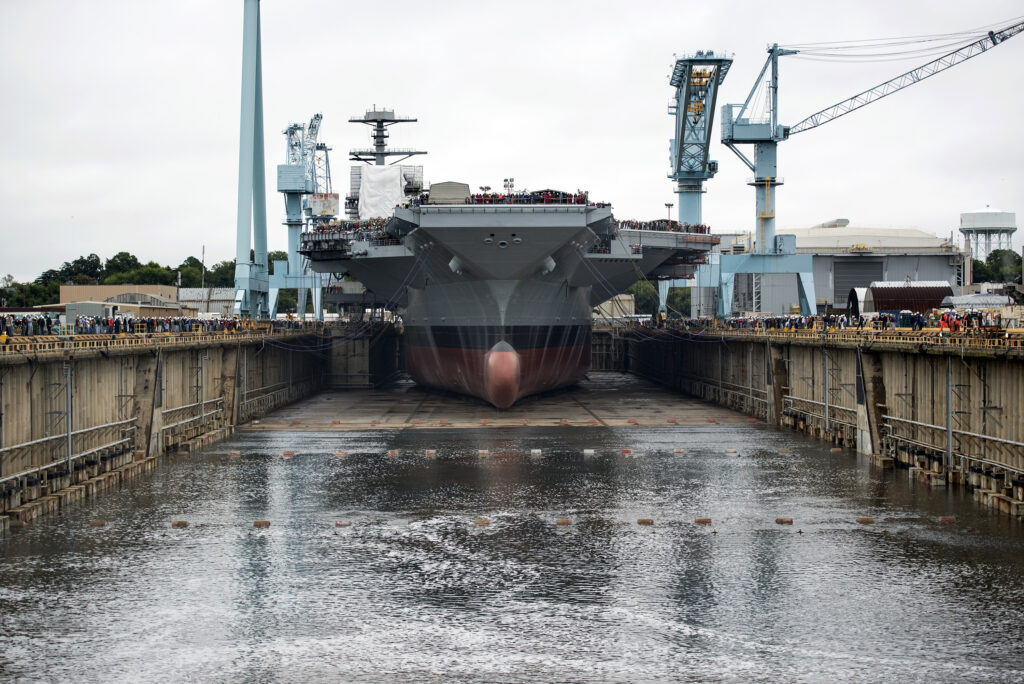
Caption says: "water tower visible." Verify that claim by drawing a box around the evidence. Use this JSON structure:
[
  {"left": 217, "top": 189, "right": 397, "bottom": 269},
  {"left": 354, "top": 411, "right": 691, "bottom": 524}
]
[{"left": 960, "top": 207, "right": 1017, "bottom": 260}]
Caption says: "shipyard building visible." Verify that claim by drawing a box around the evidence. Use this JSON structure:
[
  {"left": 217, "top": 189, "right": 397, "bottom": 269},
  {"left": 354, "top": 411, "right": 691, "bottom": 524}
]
[{"left": 691, "top": 219, "right": 969, "bottom": 316}]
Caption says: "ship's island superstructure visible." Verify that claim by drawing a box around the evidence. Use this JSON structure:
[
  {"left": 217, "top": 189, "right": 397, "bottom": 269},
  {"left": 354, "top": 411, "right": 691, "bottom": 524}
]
[{"left": 300, "top": 110, "right": 718, "bottom": 408}]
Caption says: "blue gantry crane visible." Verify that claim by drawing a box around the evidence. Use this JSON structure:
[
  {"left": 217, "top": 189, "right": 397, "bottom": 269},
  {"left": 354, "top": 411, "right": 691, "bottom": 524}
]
[
  {"left": 270, "top": 114, "right": 326, "bottom": 319},
  {"left": 702, "top": 17, "right": 1024, "bottom": 317},
  {"left": 659, "top": 51, "right": 732, "bottom": 311}
]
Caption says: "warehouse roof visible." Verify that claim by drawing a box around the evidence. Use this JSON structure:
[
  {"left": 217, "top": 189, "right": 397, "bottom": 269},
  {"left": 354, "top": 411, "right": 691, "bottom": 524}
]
[{"left": 784, "top": 220, "right": 951, "bottom": 250}]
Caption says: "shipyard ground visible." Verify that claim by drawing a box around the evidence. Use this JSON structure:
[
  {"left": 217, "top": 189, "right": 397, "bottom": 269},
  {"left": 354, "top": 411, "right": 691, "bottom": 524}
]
[{"left": 243, "top": 372, "right": 745, "bottom": 431}]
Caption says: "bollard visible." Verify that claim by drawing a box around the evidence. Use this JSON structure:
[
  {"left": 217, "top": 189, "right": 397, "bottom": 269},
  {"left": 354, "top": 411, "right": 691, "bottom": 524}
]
[
  {"left": 674, "top": 448, "right": 685, "bottom": 455},
  {"left": 695, "top": 518, "right": 712, "bottom": 525},
  {"left": 775, "top": 517, "right": 794, "bottom": 525},
  {"left": 335, "top": 450, "right": 347, "bottom": 458},
  {"left": 583, "top": 449, "right": 595, "bottom": 457},
  {"left": 938, "top": 516, "right": 956, "bottom": 524},
  {"left": 856, "top": 517, "right": 875, "bottom": 525},
  {"left": 425, "top": 449, "right": 436, "bottom": 457},
  {"left": 620, "top": 449, "right": 632, "bottom": 456},
  {"left": 555, "top": 518, "right": 572, "bottom": 526},
  {"left": 478, "top": 449, "right": 489, "bottom": 456},
  {"left": 282, "top": 450, "right": 295, "bottom": 457},
  {"left": 474, "top": 517, "right": 490, "bottom": 526},
  {"left": 637, "top": 518, "right": 654, "bottom": 526},
  {"left": 530, "top": 449, "right": 542, "bottom": 456},
  {"left": 707, "top": 418, "right": 717, "bottom": 423},
  {"left": 171, "top": 521, "right": 189, "bottom": 529},
  {"left": 335, "top": 520, "right": 352, "bottom": 527},
  {"left": 253, "top": 520, "right": 271, "bottom": 529},
  {"left": 387, "top": 449, "right": 399, "bottom": 458},
  {"left": 90, "top": 520, "right": 106, "bottom": 527}
]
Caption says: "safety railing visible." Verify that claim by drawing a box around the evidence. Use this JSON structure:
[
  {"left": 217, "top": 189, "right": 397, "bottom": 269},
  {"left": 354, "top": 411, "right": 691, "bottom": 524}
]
[
  {"left": 882, "top": 414, "right": 1024, "bottom": 476},
  {"left": 0, "top": 329, "right": 317, "bottom": 358},
  {"left": 654, "top": 325, "right": 1024, "bottom": 353},
  {"left": 0, "top": 417, "right": 137, "bottom": 484}
]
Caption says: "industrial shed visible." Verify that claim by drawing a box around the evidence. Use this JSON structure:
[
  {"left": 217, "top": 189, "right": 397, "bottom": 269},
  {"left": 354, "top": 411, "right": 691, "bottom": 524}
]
[{"left": 849, "top": 281, "right": 954, "bottom": 315}]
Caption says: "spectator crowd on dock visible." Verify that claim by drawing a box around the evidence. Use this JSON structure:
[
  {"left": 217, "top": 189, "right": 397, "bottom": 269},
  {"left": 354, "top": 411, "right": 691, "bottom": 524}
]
[
  {"left": 658, "top": 310, "right": 1005, "bottom": 333},
  {"left": 616, "top": 219, "right": 711, "bottom": 234},
  {"left": 1, "top": 315, "right": 323, "bottom": 339}
]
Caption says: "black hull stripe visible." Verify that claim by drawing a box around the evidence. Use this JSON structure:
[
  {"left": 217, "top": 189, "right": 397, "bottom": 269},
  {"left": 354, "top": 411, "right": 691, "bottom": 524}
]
[{"left": 404, "top": 325, "right": 590, "bottom": 350}]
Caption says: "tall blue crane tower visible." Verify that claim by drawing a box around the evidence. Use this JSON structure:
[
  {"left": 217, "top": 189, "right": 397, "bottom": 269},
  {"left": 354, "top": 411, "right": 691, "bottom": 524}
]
[
  {"left": 660, "top": 52, "right": 732, "bottom": 311},
  {"left": 233, "top": 0, "right": 269, "bottom": 317},
  {"left": 668, "top": 52, "right": 732, "bottom": 226}
]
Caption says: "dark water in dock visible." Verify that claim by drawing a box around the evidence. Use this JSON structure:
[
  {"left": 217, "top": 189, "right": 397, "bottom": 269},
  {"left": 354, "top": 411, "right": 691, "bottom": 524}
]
[{"left": 2, "top": 420, "right": 1024, "bottom": 682}]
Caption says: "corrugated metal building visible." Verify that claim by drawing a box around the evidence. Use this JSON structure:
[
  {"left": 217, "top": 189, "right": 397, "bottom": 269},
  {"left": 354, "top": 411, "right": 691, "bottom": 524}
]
[
  {"left": 691, "top": 219, "right": 968, "bottom": 316},
  {"left": 177, "top": 288, "right": 237, "bottom": 316}
]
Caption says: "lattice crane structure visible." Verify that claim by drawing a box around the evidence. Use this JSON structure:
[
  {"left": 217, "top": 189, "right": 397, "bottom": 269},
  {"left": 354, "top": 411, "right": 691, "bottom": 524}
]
[{"left": 702, "top": 18, "right": 1024, "bottom": 317}]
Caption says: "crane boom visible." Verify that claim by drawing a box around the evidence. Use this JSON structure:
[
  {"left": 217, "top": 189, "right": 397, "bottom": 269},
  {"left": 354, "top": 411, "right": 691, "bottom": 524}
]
[{"left": 789, "top": 20, "right": 1024, "bottom": 135}]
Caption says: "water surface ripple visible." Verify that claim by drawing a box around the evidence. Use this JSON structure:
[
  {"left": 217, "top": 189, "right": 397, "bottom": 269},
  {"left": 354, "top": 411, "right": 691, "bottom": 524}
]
[{"left": 2, "top": 425, "right": 1023, "bottom": 682}]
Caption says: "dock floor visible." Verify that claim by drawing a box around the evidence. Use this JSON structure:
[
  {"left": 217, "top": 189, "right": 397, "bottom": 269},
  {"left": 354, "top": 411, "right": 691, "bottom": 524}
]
[{"left": 243, "top": 372, "right": 748, "bottom": 430}]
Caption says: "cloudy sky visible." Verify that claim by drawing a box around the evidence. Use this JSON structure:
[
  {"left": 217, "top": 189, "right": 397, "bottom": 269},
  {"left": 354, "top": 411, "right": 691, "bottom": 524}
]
[{"left": 1, "top": 0, "right": 1022, "bottom": 281}]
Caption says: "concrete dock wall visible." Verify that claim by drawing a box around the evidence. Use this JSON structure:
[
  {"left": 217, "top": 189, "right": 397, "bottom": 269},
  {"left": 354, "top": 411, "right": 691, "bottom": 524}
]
[
  {"left": 627, "top": 329, "right": 1024, "bottom": 514},
  {"left": 0, "top": 333, "right": 325, "bottom": 519}
]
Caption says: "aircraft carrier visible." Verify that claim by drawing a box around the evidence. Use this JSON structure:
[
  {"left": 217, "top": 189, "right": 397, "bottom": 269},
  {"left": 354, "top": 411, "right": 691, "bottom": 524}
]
[{"left": 300, "top": 110, "right": 718, "bottom": 407}]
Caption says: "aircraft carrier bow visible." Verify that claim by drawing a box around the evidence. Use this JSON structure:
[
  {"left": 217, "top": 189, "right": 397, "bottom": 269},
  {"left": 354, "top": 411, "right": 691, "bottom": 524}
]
[{"left": 300, "top": 188, "right": 717, "bottom": 407}]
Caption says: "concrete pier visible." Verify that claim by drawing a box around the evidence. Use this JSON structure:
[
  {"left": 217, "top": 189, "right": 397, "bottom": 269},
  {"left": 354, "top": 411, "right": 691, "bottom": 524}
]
[
  {"left": 623, "top": 326, "right": 1024, "bottom": 515},
  {"left": 0, "top": 327, "right": 396, "bottom": 524}
]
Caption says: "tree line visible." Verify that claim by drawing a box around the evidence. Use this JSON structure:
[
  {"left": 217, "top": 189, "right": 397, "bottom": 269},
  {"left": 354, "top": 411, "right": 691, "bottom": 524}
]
[
  {"left": 972, "top": 249, "right": 1022, "bottom": 284},
  {"left": 1, "top": 250, "right": 297, "bottom": 309}
]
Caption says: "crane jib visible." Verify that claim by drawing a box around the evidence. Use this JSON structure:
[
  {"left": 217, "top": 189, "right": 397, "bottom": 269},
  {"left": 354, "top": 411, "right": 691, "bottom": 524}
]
[{"left": 789, "top": 20, "right": 1024, "bottom": 135}]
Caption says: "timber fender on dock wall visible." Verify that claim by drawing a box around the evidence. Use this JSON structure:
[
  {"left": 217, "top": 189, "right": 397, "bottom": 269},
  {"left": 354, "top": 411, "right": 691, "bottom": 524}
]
[
  {"left": 625, "top": 329, "right": 1024, "bottom": 519},
  {"left": 0, "top": 330, "right": 346, "bottom": 528}
]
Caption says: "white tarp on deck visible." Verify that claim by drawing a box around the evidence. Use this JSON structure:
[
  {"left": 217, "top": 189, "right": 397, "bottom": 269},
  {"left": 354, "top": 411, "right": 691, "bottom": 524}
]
[{"left": 358, "top": 165, "right": 403, "bottom": 220}]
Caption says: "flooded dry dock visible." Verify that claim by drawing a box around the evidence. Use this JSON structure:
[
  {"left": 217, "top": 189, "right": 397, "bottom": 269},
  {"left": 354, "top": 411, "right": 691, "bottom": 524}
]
[{"left": 2, "top": 373, "right": 1024, "bottom": 682}]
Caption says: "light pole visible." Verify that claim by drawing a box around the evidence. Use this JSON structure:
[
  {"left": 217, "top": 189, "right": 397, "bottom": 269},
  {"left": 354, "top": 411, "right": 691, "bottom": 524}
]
[{"left": 665, "top": 203, "right": 674, "bottom": 222}]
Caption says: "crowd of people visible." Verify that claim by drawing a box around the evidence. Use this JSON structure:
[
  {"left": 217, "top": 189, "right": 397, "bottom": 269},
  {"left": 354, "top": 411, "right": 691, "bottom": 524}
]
[
  {"left": 667, "top": 310, "right": 1004, "bottom": 333},
  {"left": 0, "top": 315, "right": 324, "bottom": 339},
  {"left": 468, "top": 190, "right": 590, "bottom": 205},
  {"left": 616, "top": 219, "right": 712, "bottom": 234},
  {"left": 2, "top": 313, "right": 58, "bottom": 336}
]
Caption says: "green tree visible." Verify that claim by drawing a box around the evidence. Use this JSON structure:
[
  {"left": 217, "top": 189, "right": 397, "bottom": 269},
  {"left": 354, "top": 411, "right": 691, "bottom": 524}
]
[
  {"left": 102, "top": 263, "right": 175, "bottom": 285},
  {"left": 59, "top": 254, "right": 103, "bottom": 282},
  {"left": 104, "top": 252, "right": 141, "bottom": 276},
  {"left": 206, "top": 260, "right": 236, "bottom": 287},
  {"left": 986, "top": 249, "right": 1022, "bottom": 283},
  {"left": 627, "top": 280, "right": 658, "bottom": 316},
  {"left": 972, "top": 259, "right": 995, "bottom": 283},
  {"left": 666, "top": 287, "right": 691, "bottom": 318}
]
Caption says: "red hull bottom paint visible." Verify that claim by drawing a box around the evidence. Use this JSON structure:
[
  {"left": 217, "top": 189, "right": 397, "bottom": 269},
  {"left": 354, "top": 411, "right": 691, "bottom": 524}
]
[{"left": 405, "top": 344, "right": 589, "bottom": 408}]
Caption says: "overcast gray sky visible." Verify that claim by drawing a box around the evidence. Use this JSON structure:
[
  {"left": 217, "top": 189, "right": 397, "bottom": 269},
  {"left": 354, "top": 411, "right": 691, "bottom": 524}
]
[{"left": 1, "top": 0, "right": 1022, "bottom": 281}]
